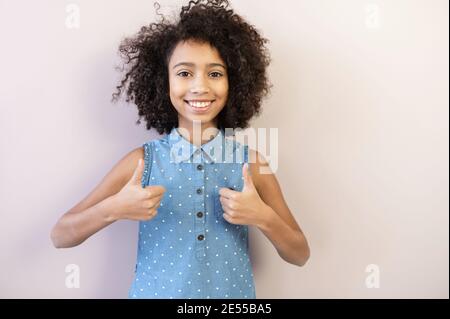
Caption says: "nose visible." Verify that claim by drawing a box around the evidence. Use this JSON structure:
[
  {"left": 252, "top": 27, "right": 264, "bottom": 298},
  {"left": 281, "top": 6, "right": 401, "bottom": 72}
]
[{"left": 190, "top": 74, "right": 210, "bottom": 94}]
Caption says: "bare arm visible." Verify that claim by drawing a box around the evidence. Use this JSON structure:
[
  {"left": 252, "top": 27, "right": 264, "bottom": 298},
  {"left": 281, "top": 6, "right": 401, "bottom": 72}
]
[
  {"left": 249, "top": 149, "right": 310, "bottom": 266},
  {"left": 218, "top": 148, "right": 310, "bottom": 266},
  {"left": 51, "top": 194, "right": 119, "bottom": 248},
  {"left": 50, "top": 146, "right": 164, "bottom": 248}
]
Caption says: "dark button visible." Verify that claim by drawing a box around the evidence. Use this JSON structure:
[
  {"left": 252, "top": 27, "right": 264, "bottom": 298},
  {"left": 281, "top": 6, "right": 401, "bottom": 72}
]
[
  {"left": 197, "top": 164, "right": 204, "bottom": 171},
  {"left": 197, "top": 234, "right": 205, "bottom": 241},
  {"left": 196, "top": 211, "right": 203, "bottom": 218},
  {"left": 196, "top": 188, "right": 202, "bottom": 194}
]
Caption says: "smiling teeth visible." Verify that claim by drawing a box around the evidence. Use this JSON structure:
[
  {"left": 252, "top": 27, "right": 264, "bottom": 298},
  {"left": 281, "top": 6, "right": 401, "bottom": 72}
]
[{"left": 188, "top": 101, "right": 212, "bottom": 108}]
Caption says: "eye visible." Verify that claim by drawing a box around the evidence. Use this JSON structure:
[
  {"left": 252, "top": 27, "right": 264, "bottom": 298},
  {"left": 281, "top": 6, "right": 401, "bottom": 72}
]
[
  {"left": 177, "top": 71, "right": 191, "bottom": 77},
  {"left": 209, "top": 72, "right": 223, "bottom": 78},
  {"left": 176, "top": 71, "right": 224, "bottom": 78}
]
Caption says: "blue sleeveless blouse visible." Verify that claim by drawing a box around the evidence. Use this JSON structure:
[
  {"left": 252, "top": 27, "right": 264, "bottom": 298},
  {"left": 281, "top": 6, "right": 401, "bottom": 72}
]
[{"left": 128, "top": 127, "right": 256, "bottom": 299}]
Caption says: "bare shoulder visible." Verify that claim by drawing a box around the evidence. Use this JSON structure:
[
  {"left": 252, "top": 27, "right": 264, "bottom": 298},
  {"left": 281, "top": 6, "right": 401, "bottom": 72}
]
[
  {"left": 118, "top": 146, "right": 145, "bottom": 183},
  {"left": 247, "top": 147, "right": 302, "bottom": 232},
  {"left": 247, "top": 147, "right": 272, "bottom": 185},
  {"left": 67, "top": 146, "right": 144, "bottom": 214},
  {"left": 247, "top": 147, "right": 278, "bottom": 196},
  {"left": 99, "top": 145, "right": 145, "bottom": 188}
]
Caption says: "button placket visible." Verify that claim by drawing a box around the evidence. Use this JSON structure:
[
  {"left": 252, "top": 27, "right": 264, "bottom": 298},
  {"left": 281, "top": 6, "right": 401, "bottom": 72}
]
[{"left": 193, "top": 150, "right": 206, "bottom": 260}]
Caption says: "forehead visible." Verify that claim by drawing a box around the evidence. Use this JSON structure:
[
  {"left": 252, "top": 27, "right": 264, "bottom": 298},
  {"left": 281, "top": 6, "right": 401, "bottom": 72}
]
[{"left": 169, "top": 40, "right": 225, "bottom": 66}]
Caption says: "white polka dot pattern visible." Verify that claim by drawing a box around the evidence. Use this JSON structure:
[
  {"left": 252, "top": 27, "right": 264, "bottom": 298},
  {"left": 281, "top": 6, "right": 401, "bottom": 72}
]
[{"left": 128, "top": 127, "right": 255, "bottom": 299}]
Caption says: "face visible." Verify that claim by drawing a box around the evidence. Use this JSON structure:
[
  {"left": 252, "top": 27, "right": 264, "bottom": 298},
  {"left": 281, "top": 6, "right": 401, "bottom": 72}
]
[{"left": 168, "top": 40, "right": 229, "bottom": 130}]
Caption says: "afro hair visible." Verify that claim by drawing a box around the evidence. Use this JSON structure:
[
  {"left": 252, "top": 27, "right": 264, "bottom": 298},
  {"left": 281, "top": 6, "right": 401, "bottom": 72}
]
[{"left": 112, "top": 0, "right": 272, "bottom": 135}]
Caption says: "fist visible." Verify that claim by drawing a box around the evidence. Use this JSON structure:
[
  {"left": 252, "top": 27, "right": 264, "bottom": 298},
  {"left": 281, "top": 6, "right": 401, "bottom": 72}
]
[
  {"left": 112, "top": 158, "right": 166, "bottom": 221},
  {"left": 219, "top": 163, "right": 269, "bottom": 227}
]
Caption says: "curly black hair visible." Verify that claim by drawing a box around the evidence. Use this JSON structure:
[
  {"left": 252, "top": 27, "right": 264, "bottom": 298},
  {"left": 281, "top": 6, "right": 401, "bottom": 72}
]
[{"left": 112, "top": 0, "right": 272, "bottom": 135}]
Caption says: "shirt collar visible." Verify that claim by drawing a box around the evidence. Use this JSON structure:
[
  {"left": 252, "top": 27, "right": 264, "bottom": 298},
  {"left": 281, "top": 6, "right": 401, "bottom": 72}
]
[{"left": 167, "top": 127, "right": 226, "bottom": 164}]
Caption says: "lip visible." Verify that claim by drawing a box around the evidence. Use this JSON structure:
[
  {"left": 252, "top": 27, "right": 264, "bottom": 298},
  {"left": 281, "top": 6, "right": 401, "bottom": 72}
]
[
  {"left": 185, "top": 99, "right": 214, "bottom": 102},
  {"left": 184, "top": 100, "right": 215, "bottom": 114}
]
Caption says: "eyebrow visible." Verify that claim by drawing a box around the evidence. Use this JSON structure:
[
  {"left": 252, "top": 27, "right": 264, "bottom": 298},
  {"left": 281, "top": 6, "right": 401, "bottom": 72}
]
[{"left": 172, "top": 62, "right": 227, "bottom": 70}]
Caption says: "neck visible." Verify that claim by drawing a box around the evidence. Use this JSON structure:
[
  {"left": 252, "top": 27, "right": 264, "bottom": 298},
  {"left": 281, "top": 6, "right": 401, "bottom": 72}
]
[{"left": 177, "top": 120, "right": 220, "bottom": 147}]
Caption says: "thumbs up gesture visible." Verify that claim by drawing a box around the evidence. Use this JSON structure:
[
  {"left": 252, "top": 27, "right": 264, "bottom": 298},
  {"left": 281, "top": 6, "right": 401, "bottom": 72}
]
[
  {"left": 218, "top": 163, "right": 270, "bottom": 227},
  {"left": 112, "top": 158, "right": 166, "bottom": 221}
]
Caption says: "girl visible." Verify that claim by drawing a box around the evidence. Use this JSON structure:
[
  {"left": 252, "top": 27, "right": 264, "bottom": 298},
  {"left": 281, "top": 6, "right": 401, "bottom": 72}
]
[{"left": 51, "top": 0, "right": 310, "bottom": 299}]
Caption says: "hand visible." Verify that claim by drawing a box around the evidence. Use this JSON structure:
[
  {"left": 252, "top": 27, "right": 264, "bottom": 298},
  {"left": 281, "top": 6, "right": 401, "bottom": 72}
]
[
  {"left": 219, "top": 163, "right": 272, "bottom": 227},
  {"left": 112, "top": 158, "right": 166, "bottom": 221}
]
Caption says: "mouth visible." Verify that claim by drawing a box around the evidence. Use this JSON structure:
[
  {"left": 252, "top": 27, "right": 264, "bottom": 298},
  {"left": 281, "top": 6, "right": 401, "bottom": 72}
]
[{"left": 184, "top": 100, "right": 215, "bottom": 113}]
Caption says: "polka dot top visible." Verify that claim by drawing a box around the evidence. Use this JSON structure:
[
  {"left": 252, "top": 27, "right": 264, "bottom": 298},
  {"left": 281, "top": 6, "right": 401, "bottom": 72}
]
[{"left": 128, "top": 127, "right": 256, "bottom": 299}]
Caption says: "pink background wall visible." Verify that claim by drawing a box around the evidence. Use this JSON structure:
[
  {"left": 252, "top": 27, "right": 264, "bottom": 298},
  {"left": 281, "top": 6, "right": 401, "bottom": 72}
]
[{"left": 0, "top": 0, "right": 448, "bottom": 298}]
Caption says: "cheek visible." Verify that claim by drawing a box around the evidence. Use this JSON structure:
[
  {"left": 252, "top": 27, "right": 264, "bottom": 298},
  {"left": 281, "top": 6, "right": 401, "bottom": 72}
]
[
  {"left": 211, "top": 80, "right": 229, "bottom": 100},
  {"left": 168, "top": 82, "right": 185, "bottom": 112},
  {"left": 168, "top": 74, "right": 190, "bottom": 94},
  {"left": 169, "top": 79, "right": 184, "bottom": 97},
  {"left": 220, "top": 79, "right": 229, "bottom": 96}
]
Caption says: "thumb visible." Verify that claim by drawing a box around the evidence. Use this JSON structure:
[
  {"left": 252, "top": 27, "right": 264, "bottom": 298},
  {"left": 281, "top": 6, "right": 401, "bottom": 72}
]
[
  {"left": 242, "top": 163, "right": 255, "bottom": 191},
  {"left": 129, "top": 158, "right": 144, "bottom": 185}
]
